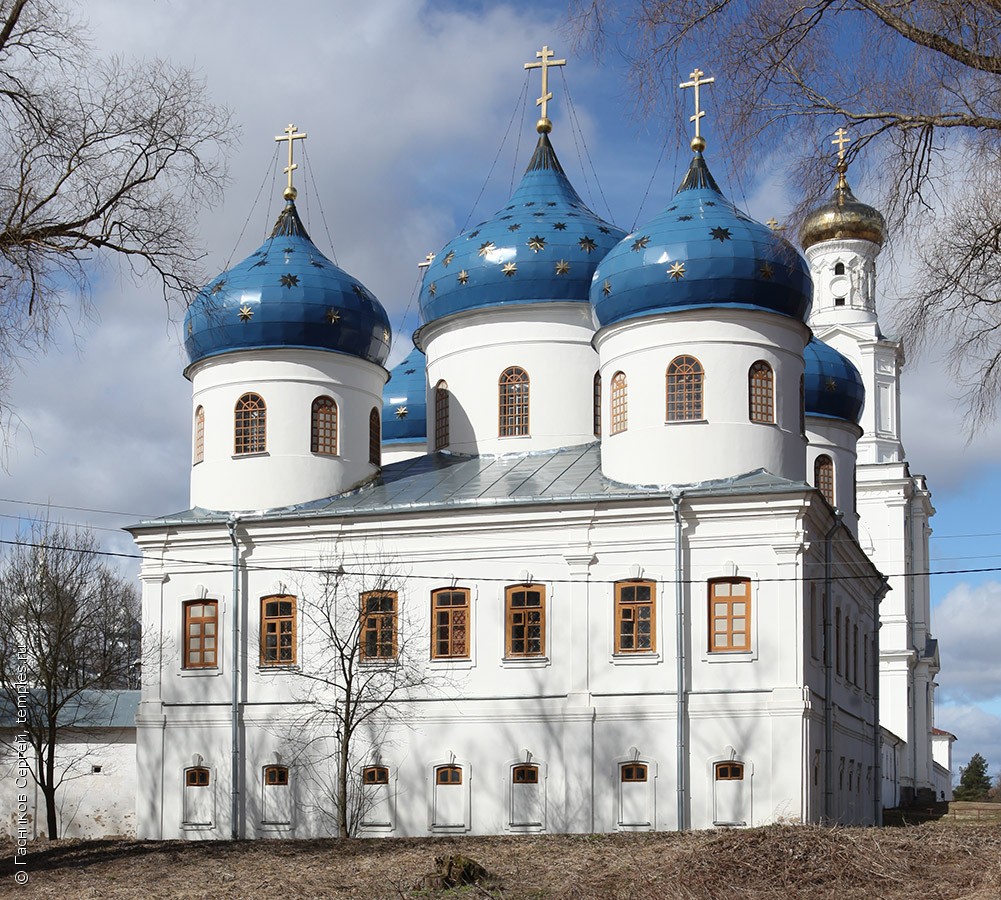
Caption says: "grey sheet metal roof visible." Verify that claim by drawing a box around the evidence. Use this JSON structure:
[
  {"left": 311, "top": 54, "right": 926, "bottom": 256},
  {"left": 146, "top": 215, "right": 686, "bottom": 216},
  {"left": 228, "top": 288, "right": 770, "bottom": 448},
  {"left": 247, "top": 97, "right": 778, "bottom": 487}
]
[
  {"left": 131, "top": 443, "right": 809, "bottom": 529},
  {"left": 0, "top": 690, "right": 140, "bottom": 729}
]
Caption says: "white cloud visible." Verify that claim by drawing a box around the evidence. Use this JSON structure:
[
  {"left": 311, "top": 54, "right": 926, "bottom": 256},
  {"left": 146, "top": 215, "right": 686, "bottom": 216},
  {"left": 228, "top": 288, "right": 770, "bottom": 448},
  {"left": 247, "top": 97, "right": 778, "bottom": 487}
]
[
  {"left": 932, "top": 582, "right": 1001, "bottom": 704},
  {"left": 935, "top": 703, "right": 1001, "bottom": 784}
]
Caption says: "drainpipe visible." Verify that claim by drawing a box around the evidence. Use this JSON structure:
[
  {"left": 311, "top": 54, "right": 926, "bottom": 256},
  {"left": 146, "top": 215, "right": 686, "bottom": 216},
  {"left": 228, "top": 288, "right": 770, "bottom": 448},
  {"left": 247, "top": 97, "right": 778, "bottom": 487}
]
[
  {"left": 823, "top": 509, "right": 843, "bottom": 824},
  {"left": 672, "top": 492, "right": 686, "bottom": 831},
  {"left": 227, "top": 515, "right": 241, "bottom": 841},
  {"left": 872, "top": 576, "right": 889, "bottom": 826}
]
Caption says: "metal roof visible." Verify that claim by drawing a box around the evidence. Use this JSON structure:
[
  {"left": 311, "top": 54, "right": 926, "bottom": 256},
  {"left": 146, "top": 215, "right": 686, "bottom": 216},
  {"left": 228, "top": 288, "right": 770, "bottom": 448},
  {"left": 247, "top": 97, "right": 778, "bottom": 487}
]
[
  {"left": 0, "top": 690, "right": 140, "bottom": 729},
  {"left": 130, "top": 443, "right": 811, "bottom": 529}
]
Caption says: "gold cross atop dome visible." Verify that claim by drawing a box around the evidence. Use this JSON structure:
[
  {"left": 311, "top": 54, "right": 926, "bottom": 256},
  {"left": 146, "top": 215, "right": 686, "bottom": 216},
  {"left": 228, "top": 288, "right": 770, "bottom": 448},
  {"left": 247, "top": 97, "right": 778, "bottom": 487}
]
[
  {"left": 275, "top": 123, "right": 307, "bottom": 201},
  {"left": 680, "top": 67, "right": 715, "bottom": 152},
  {"left": 525, "top": 45, "right": 566, "bottom": 134},
  {"left": 832, "top": 127, "right": 851, "bottom": 163}
]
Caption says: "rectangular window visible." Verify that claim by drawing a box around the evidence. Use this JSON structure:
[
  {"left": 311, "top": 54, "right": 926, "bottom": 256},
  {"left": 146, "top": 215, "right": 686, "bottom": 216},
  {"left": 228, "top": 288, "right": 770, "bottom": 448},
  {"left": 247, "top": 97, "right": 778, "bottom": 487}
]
[
  {"left": 432, "top": 588, "right": 470, "bottom": 659},
  {"left": 615, "top": 581, "right": 655, "bottom": 653},
  {"left": 506, "top": 585, "right": 545, "bottom": 657},
  {"left": 835, "top": 607, "right": 842, "bottom": 676},
  {"left": 810, "top": 584, "right": 819, "bottom": 660},
  {"left": 183, "top": 601, "right": 218, "bottom": 669},
  {"left": 360, "top": 591, "right": 398, "bottom": 660},
  {"left": 261, "top": 595, "right": 296, "bottom": 666},
  {"left": 864, "top": 636, "right": 870, "bottom": 694},
  {"left": 621, "top": 763, "right": 648, "bottom": 782},
  {"left": 708, "top": 579, "right": 751, "bottom": 652},
  {"left": 852, "top": 622, "right": 859, "bottom": 685}
]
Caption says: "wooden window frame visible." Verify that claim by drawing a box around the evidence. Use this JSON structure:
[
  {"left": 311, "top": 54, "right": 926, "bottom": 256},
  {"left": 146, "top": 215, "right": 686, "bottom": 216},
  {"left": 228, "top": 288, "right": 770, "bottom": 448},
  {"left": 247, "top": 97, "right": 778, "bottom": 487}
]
[
  {"left": 234, "top": 392, "right": 266, "bottom": 455},
  {"left": 748, "top": 360, "right": 774, "bottom": 424},
  {"left": 505, "top": 584, "right": 545, "bottom": 658},
  {"left": 363, "top": 766, "right": 390, "bottom": 785},
  {"left": 498, "top": 366, "right": 530, "bottom": 437},
  {"left": 369, "top": 407, "right": 381, "bottom": 466},
  {"left": 512, "top": 764, "right": 539, "bottom": 784},
  {"left": 431, "top": 588, "right": 470, "bottom": 660},
  {"left": 435, "top": 765, "right": 462, "bottom": 785},
  {"left": 610, "top": 371, "right": 627, "bottom": 435},
  {"left": 620, "top": 763, "right": 648, "bottom": 783},
  {"left": 360, "top": 591, "right": 398, "bottom": 661},
  {"left": 815, "top": 454, "right": 835, "bottom": 505},
  {"left": 185, "top": 767, "right": 210, "bottom": 787},
  {"left": 708, "top": 578, "right": 751, "bottom": 653},
  {"left": 264, "top": 765, "right": 289, "bottom": 786},
  {"left": 666, "top": 355, "right": 704, "bottom": 421},
  {"left": 260, "top": 595, "right": 296, "bottom": 666},
  {"left": 311, "top": 395, "right": 338, "bottom": 455},
  {"left": 194, "top": 406, "right": 205, "bottom": 465},
  {"left": 183, "top": 600, "right": 218, "bottom": 669},
  {"left": 593, "top": 371, "right": 601, "bottom": 438},
  {"left": 434, "top": 379, "right": 450, "bottom": 450},
  {"left": 615, "top": 580, "right": 656, "bottom": 654},
  {"left": 715, "top": 762, "right": 744, "bottom": 781}
]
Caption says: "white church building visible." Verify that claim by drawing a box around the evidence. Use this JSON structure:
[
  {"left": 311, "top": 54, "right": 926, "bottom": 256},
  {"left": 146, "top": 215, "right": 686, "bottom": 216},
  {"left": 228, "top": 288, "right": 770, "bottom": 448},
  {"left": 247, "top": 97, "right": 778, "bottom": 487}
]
[{"left": 128, "top": 60, "right": 943, "bottom": 839}]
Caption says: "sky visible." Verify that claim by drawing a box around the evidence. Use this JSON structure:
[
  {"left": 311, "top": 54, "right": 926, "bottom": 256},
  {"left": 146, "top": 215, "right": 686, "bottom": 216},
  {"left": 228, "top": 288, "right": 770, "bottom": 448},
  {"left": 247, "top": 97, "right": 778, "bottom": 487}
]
[{"left": 2, "top": 0, "right": 999, "bottom": 786}]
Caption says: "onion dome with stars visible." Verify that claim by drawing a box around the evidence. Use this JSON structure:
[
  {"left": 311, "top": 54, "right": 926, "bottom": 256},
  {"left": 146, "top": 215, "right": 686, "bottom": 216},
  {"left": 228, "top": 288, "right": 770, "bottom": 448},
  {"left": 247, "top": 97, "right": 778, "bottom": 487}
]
[
  {"left": 800, "top": 167, "right": 886, "bottom": 250},
  {"left": 382, "top": 346, "right": 427, "bottom": 444},
  {"left": 803, "top": 337, "right": 865, "bottom": 424},
  {"left": 591, "top": 150, "right": 813, "bottom": 327},
  {"left": 183, "top": 201, "right": 391, "bottom": 371},
  {"left": 416, "top": 132, "right": 626, "bottom": 330}
]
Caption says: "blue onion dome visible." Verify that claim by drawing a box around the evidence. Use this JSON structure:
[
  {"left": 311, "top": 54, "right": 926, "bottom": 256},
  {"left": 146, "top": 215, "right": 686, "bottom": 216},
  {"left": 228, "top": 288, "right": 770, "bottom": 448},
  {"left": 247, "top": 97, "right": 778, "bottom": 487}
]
[
  {"left": 416, "top": 133, "right": 626, "bottom": 330},
  {"left": 382, "top": 346, "right": 427, "bottom": 443},
  {"left": 184, "top": 201, "right": 391, "bottom": 370},
  {"left": 590, "top": 151, "right": 813, "bottom": 327},
  {"left": 804, "top": 337, "right": 865, "bottom": 424}
]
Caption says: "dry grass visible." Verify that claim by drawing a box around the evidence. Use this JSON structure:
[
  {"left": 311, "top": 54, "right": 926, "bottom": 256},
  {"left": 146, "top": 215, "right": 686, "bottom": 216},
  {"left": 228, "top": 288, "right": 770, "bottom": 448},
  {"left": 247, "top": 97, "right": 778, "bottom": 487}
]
[{"left": 1, "top": 823, "right": 999, "bottom": 899}]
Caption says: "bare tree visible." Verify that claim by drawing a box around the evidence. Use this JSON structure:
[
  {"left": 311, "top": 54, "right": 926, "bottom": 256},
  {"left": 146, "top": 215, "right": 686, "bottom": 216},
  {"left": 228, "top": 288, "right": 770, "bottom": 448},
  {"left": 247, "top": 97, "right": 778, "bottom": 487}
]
[
  {"left": 0, "top": 0, "right": 233, "bottom": 393},
  {"left": 0, "top": 520, "right": 142, "bottom": 838},
  {"left": 571, "top": 1, "right": 1001, "bottom": 421},
  {"left": 288, "top": 563, "right": 440, "bottom": 838}
]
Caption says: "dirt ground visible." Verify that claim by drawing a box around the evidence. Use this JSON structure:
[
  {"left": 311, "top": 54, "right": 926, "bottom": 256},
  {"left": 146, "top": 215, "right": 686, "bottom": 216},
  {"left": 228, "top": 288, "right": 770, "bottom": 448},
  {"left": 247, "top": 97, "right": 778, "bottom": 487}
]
[{"left": 1, "top": 822, "right": 999, "bottom": 899}]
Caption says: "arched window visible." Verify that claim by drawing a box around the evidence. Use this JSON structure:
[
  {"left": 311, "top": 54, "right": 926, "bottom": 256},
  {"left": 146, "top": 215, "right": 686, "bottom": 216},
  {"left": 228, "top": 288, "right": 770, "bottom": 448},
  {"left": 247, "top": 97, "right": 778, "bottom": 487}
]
[
  {"left": 513, "top": 764, "right": 539, "bottom": 784},
  {"left": 715, "top": 761, "right": 744, "bottom": 781},
  {"left": 610, "top": 371, "right": 627, "bottom": 434},
  {"left": 311, "top": 396, "right": 338, "bottom": 455},
  {"left": 185, "top": 767, "right": 210, "bottom": 787},
  {"left": 193, "top": 406, "right": 205, "bottom": 464},
  {"left": 834, "top": 262, "right": 845, "bottom": 275},
  {"left": 435, "top": 765, "right": 462, "bottom": 785},
  {"left": 498, "top": 366, "right": 530, "bottom": 437},
  {"left": 434, "top": 380, "right": 450, "bottom": 450},
  {"left": 593, "top": 371, "right": 601, "bottom": 438},
  {"left": 621, "top": 763, "right": 648, "bottom": 783},
  {"left": 264, "top": 765, "right": 289, "bottom": 786},
  {"left": 814, "top": 454, "right": 835, "bottom": 505},
  {"left": 363, "top": 766, "right": 390, "bottom": 785},
  {"left": 748, "top": 361, "right": 774, "bottom": 424},
  {"left": 234, "top": 393, "right": 266, "bottom": 455},
  {"left": 666, "top": 355, "right": 704, "bottom": 421},
  {"left": 260, "top": 595, "right": 296, "bottom": 666},
  {"left": 369, "top": 407, "right": 381, "bottom": 466}
]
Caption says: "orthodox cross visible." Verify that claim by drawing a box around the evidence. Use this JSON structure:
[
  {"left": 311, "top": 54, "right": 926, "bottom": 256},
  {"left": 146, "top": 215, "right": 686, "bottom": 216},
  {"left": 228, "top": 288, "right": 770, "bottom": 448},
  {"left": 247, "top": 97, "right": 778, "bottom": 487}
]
[
  {"left": 525, "top": 45, "right": 566, "bottom": 133},
  {"left": 417, "top": 251, "right": 435, "bottom": 276},
  {"left": 832, "top": 127, "right": 851, "bottom": 164},
  {"left": 275, "top": 123, "right": 307, "bottom": 201},
  {"left": 679, "top": 67, "right": 715, "bottom": 149}
]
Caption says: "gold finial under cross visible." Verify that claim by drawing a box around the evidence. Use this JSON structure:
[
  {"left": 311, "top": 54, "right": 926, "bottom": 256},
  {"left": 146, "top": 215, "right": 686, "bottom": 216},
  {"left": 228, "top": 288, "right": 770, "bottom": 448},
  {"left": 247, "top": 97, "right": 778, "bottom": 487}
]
[
  {"left": 525, "top": 45, "right": 566, "bottom": 134},
  {"left": 679, "top": 67, "right": 715, "bottom": 152},
  {"left": 275, "top": 123, "right": 308, "bottom": 201}
]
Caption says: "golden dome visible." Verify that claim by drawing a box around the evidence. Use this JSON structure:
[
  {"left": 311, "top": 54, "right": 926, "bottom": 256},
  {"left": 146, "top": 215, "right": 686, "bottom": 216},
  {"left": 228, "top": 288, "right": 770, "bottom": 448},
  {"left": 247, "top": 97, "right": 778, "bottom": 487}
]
[{"left": 800, "top": 169, "right": 886, "bottom": 250}]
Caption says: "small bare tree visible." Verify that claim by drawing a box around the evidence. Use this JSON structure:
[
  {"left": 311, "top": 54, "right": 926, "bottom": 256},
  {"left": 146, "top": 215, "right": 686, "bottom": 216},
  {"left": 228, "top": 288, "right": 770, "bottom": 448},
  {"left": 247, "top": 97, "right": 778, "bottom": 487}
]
[
  {"left": 0, "top": 0, "right": 233, "bottom": 396},
  {"left": 0, "top": 520, "right": 142, "bottom": 838},
  {"left": 289, "top": 562, "right": 439, "bottom": 838},
  {"left": 571, "top": 1, "right": 1001, "bottom": 422}
]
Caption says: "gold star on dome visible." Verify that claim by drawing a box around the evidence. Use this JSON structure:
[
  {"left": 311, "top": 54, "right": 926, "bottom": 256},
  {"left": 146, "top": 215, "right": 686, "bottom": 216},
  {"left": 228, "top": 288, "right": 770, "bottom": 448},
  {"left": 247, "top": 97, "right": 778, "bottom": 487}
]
[
  {"left": 631, "top": 235, "right": 650, "bottom": 251},
  {"left": 759, "top": 262, "right": 774, "bottom": 280},
  {"left": 325, "top": 308, "right": 341, "bottom": 324},
  {"left": 238, "top": 304, "right": 254, "bottom": 322},
  {"left": 457, "top": 269, "right": 469, "bottom": 284},
  {"left": 187, "top": 321, "right": 193, "bottom": 335},
  {"left": 428, "top": 282, "right": 437, "bottom": 297},
  {"left": 602, "top": 279, "right": 612, "bottom": 296},
  {"left": 502, "top": 262, "right": 517, "bottom": 277},
  {"left": 555, "top": 259, "right": 570, "bottom": 275},
  {"left": 442, "top": 250, "right": 455, "bottom": 267},
  {"left": 826, "top": 377, "right": 838, "bottom": 392},
  {"left": 395, "top": 406, "right": 408, "bottom": 419},
  {"left": 668, "top": 261, "right": 686, "bottom": 280},
  {"left": 383, "top": 329, "right": 390, "bottom": 341},
  {"left": 528, "top": 235, "right": 546, "bottom": 252},
  {"left": 280, "top": 273, "right": 299, "bottom": 288},
  {"left": 553, "top": 222, "right": 567, "bottom": 230},
  {"left": 478, "top": 241, "right": 495, "bottom": 257},
  {"left": 579, "top": 236, "right": 597, "bottom": 253}
]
